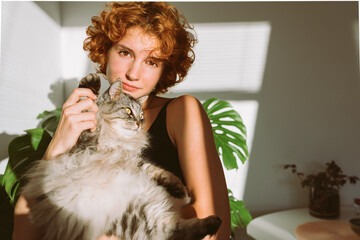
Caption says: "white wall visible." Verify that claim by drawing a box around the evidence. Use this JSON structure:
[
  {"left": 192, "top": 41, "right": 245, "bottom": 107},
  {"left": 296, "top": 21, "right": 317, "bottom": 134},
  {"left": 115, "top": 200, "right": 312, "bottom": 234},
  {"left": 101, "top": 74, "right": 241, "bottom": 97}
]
[
  {"left": 0, "top": 1, "right": 62, "bottom": 160},
  {"left": 171, "top": 2, "right": 359, "bottom": 215},
  {"left": 1, "top": 1, "right": 359, "bottom": 221}
]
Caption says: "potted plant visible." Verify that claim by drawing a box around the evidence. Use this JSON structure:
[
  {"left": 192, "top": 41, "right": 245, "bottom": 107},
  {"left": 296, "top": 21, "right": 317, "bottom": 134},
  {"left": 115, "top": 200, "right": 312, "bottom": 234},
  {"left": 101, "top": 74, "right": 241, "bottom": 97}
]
[
  {"left": 1, "top": 97, "right": 251, "bottom": 239},
  {"left": 284, "top": 161, "right": 359, "bottom": 219}
]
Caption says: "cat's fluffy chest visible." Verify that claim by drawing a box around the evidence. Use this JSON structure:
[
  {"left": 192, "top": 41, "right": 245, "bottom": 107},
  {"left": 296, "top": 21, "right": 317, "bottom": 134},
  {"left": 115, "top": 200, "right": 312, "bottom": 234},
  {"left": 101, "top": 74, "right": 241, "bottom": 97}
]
[{"left": 21, "top": 75, "right": 221, "bottom": 240}]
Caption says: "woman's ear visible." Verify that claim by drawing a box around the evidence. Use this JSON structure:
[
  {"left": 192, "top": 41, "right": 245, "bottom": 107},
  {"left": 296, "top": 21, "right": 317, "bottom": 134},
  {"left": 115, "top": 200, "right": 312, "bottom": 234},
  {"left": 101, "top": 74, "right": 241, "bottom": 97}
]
[{"left": 109, "top": 79, "right": 123, "bottom": 101}]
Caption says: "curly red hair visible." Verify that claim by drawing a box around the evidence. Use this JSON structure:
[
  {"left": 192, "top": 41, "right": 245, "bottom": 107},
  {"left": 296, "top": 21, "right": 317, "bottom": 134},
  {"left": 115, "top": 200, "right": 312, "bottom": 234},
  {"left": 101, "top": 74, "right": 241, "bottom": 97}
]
[{"left": 83, "top": 2, "right": 197, "bottom": 94}]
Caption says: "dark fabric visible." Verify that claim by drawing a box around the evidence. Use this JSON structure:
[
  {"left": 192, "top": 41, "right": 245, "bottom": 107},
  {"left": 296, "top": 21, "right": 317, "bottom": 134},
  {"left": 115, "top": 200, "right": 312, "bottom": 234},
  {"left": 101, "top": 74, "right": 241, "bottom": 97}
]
[{"left": 142, "top": 98, "right": 185, "bottom": 185}]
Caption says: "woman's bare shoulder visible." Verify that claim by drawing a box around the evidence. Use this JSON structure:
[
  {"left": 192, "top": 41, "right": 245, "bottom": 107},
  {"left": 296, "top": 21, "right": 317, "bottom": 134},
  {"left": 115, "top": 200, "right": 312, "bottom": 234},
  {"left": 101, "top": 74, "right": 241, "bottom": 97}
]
[
  {"left": 166, "top": 95, "right": 211, "bottom": 135},
  {"left": 167, "top": 95, "right": 203, "bottom": 116}
]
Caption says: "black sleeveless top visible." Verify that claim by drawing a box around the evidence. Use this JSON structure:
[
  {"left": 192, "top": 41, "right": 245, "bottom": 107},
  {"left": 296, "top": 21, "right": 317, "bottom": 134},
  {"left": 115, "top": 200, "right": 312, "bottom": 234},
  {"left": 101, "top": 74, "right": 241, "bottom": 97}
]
[{"left": 141, "top": 99, "right": 186, "bottom": 185}]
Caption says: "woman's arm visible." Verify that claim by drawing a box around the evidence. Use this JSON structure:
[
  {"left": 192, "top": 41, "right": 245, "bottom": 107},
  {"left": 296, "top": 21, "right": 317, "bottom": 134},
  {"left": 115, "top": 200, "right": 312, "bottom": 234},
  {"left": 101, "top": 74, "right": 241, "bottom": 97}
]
[
  {"left": 13, "top": 195, "right": 41, "bottom": 240},
  {"left": 13, "top": 88, "right": 98, "bottom": 240},
  {"left": 167, "top": 95, "right": 231, "bottom": 240}
]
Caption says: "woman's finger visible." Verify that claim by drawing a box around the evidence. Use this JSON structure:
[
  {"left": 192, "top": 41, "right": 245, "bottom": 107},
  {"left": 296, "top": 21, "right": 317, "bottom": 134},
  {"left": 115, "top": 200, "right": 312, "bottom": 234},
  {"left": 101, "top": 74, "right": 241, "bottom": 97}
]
[
  {"left": 70, "top": 112, "right": 97, "bottom": 132},
  {"left": 63, "top": 88, "right": 97, "bottom": 108},
  {"left": 63, "top": 98, "right": 98, "bottom": 116},
  {"left": 63, "top": 112, "right": 96, "bottom": 127},
  {"left": 77, "top": 120, "right": 97, "bottom": 133}
]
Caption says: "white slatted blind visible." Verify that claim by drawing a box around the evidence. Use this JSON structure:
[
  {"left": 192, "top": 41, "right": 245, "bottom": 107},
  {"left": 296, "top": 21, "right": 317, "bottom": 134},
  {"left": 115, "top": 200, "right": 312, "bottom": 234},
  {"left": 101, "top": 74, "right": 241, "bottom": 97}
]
[{"left": 171, "top": 22, "right": 271, "bottom": 93}]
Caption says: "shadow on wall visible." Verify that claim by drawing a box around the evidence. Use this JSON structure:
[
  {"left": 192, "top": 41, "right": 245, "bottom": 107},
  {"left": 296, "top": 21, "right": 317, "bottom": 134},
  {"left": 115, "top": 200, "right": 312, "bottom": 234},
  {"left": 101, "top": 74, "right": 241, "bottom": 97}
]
[
  {"left": 0, "top": 77, "right": 87, "bottom": 165},
  {"left": 34, "top": 1, "right": 61, "bottom": 25},
  {"left": 0, "top": 133, "right": 19, "bottom": 161},
  {"left": 48, "top": 80, "right": 65, "bottom": 109}
]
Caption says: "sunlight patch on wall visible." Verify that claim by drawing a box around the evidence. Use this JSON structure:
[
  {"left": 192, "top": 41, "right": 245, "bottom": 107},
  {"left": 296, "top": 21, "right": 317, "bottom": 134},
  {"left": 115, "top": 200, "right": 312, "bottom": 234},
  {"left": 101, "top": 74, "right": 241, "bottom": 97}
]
[
  {"left": 223, "top": 100, "right": 258, "bottom": 200},
  {"left": 61, "top": 27, "right": 110, "bottom": 100},
  {"left": 62, "top": 27, "right": 91, "bottom": 79},
  {"left": 171, "top": 22, "right": 271, "bottom": 93}
]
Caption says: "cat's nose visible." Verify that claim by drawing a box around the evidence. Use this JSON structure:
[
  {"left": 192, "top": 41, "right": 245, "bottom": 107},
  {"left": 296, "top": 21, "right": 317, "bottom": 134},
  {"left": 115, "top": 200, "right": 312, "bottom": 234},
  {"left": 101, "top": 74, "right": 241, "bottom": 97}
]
[{"left": 137, "top": 122, "right": 142, "bottom": 128}]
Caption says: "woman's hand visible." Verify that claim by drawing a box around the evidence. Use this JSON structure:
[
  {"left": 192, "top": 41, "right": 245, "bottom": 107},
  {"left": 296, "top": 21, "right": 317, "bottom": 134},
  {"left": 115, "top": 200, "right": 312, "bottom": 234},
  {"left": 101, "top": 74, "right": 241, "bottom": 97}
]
[{"left": 43, "top": 88, "right": 98, "bottom": 160}]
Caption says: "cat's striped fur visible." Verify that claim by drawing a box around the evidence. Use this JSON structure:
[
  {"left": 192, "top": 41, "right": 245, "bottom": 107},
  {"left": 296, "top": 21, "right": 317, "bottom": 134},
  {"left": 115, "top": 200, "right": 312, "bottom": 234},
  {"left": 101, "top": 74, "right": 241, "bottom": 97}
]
[{"left": 22, "top": 74, "right": 221, "bottom": 240}]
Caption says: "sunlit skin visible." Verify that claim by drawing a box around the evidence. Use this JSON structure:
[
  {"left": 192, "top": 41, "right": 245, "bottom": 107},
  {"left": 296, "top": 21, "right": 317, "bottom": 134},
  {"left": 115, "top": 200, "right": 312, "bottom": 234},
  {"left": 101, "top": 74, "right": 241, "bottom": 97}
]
[
  {"left": 13, "top": 27, "right": 231, "bottom": 240},
  {"left": 105, "top": 27, "right": 164, "bottom": 100}
]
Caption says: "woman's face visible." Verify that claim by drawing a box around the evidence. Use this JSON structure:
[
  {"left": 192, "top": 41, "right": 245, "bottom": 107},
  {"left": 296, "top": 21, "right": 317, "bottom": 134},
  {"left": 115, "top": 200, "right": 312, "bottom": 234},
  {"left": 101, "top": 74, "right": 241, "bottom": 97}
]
[{"left": 106, "top": 26, "right": 164, "bottom": 99}]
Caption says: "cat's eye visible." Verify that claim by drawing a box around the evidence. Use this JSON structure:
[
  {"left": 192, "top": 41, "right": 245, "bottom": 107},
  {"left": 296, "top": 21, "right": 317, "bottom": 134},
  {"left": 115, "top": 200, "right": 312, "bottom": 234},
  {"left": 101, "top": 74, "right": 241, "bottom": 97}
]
[
  {"left": 140, "top": 113, "right": 144, "bottom": 120},
  {"left": 125, "top": 107, "right": 132, "bottom": 115}
]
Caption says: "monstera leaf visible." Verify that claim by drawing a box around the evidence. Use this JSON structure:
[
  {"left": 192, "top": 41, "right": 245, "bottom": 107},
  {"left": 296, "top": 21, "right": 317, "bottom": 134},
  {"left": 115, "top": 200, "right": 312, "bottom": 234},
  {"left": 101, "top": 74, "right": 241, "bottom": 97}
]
[
  {"left": 37, "top": 108, "right": 62, "bottom": 134},
  {"left": 0, "top": 109, "right": 60, "bottom": 239},
  {"left": 1, "top": 108, "right": 60, "bottom": 205},
  {"left": 228, "top": 189, "right": 252, "bottom": 229},
  {"left": 203, "top": 98, "right": 252, "bottom": 231},
  {"left": 203, "top": 98, "right": 249, "bottom": 170},
  {"left": 3, "top": 129, "right": 52, "bottom": 205}
]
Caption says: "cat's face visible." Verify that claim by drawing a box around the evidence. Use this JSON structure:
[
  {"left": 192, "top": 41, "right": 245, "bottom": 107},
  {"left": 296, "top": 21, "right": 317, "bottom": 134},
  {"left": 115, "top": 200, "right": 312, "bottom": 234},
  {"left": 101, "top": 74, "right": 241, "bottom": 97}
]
[{"left": 98, "top": 81, "right": 144, "bottom": 135}]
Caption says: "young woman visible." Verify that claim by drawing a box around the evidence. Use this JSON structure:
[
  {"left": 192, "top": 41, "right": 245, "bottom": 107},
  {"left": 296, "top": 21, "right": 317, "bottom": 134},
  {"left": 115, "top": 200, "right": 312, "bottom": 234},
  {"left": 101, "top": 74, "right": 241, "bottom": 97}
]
[{"left": 13, "top": 2, "right": 231, "bottom": 239}]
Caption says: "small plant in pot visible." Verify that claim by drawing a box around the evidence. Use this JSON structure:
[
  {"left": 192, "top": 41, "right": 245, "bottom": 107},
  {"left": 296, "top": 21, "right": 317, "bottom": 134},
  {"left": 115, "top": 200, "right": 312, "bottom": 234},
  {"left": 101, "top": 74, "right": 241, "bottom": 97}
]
[{"left": 284, "top": 161, "right": 359, "bottom": 219}]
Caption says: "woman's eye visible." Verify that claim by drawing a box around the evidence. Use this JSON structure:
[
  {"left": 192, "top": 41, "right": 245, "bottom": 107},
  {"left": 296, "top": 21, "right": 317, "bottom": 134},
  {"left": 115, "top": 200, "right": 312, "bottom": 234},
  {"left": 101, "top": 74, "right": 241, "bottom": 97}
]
[
  {"left": 119, "top": 50, "right": 130, "bottom": 57},
  {"left": 146, "top": 60, "right": 158, "bottom": 67}
]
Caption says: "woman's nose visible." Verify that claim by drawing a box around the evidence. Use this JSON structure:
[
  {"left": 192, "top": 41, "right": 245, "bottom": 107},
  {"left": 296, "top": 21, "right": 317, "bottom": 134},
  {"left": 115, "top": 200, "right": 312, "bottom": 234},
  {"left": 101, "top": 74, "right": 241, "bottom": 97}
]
[{"left": 125, "top": 61, "right": 141, "bottom": 81}]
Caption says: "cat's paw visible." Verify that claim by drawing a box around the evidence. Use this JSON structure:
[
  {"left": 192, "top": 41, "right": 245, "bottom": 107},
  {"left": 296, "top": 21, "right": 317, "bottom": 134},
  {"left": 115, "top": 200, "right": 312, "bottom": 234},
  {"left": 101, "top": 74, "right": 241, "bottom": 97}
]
[
  {"left": 204, "top": 215, "right": 222, "bottom": 236},
  {"left": 156, "top": 173, "right": 187, "bottom": 199},
  {"left": 79, "top": 73, "right": 101, "bottom": 96}
]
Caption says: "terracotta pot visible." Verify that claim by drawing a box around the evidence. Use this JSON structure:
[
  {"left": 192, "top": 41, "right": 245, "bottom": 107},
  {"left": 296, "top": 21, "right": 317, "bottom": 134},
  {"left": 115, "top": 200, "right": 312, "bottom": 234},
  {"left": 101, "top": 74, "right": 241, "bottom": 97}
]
[{"left": 308, "top": 187, "right": 340, "bottom": 219}]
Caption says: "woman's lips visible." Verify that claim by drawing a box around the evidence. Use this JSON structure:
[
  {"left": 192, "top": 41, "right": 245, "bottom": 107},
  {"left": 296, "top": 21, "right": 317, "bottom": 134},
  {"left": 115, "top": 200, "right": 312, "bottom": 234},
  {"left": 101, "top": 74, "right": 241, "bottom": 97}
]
[{"left": 122, "top": 82, "right": 139, "bottom": 92}]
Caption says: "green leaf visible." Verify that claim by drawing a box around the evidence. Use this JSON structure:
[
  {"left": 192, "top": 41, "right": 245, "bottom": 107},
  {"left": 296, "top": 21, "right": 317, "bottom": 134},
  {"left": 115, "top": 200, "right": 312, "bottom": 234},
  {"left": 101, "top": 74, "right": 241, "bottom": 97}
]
[
  {"left": 0, "top": 175, "right": 3, "bottom": 186},
  {"left": 3, "top": 164, "right": 19, "bottom": 204},
  {"left": 3, "top": 107, "right": 60, "bottom": 206},
  {"left": 4, "top": 129, "right": 53, "bottom": 205},
  {"left": 228, "top": 189, "right": 252, "bottom": 230},
  {"left": 24, "top": 128, "right": 45, "bottom": 151},
  {"left": 37, "top": 108, "right": 61, "bottom": 121},
  {"left": 41, "top": 116, "right": 60, "bottom": 133},
  {"left": 203, "top": 98, "right": 249, "bottom": 170},
  {"left": 38, "top": 108, "right": 61, "bottom": 134}
]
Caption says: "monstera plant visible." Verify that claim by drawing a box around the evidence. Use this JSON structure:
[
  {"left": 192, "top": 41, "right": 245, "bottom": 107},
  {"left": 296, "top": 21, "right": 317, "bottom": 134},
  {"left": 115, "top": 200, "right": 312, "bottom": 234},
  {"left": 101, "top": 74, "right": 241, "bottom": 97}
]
[
  {"left": 0, "top": 98, "right": 251, "bottom": 238},
  {"left": 202, "top": 98, "right": 252, "bottom": 232},
  {"left": 0, "top": 108, "right": 61, "bottom": 239}
]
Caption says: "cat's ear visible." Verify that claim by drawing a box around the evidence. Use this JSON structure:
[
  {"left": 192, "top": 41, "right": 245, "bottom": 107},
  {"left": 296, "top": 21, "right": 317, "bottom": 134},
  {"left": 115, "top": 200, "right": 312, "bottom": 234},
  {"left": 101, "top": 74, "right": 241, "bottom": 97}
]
[
  {"left": 78, "top": 73, "right": 101, "bottom": 97},
  {"left": 109, "top": 80, "right": 123, "bottom": 101},
  {"left": 137, "top": 95, "right": 148, "bottom": 104}
]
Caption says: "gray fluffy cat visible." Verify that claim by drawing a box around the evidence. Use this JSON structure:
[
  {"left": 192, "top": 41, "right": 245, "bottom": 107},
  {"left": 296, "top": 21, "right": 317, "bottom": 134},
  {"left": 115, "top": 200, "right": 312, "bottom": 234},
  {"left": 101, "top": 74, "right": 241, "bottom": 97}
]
[{"left": 22, "top": 73, "right": 221, "bottom": 240}]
